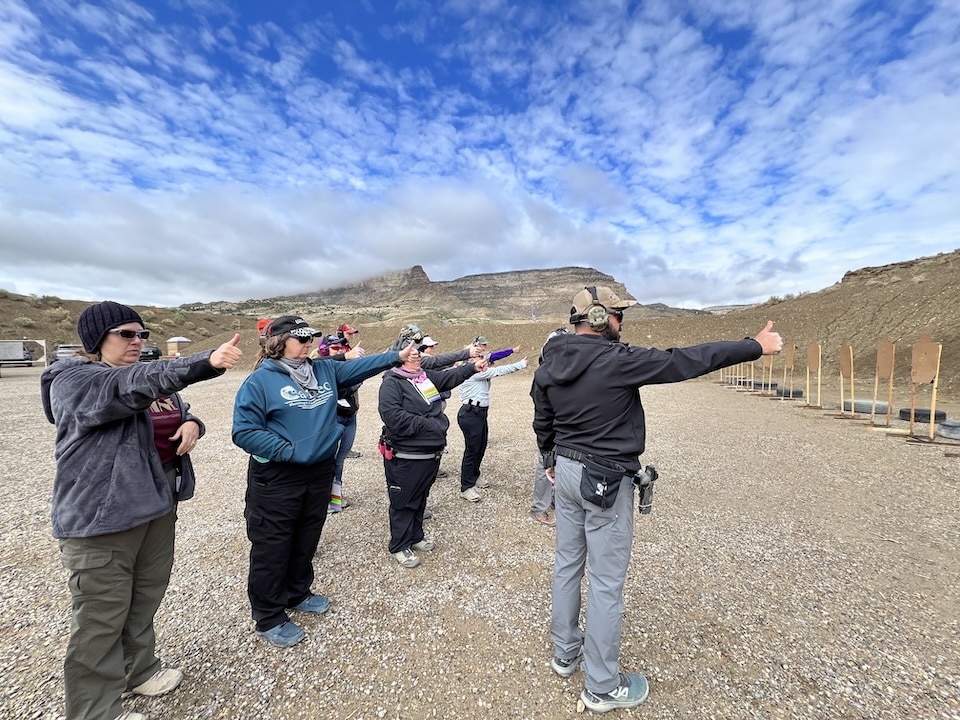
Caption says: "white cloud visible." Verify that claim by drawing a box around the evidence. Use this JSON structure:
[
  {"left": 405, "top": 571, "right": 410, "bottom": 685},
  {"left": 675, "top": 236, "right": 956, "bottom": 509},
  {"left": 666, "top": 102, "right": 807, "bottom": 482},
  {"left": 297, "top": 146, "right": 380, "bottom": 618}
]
[{"left": 0, "top": 0, "right": 957, "bottom": 308}]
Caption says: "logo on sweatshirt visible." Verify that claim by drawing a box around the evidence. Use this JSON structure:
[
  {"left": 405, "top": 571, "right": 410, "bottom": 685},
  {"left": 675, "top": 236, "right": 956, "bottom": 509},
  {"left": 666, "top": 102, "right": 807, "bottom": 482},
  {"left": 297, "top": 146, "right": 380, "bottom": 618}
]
[{"left": 279, "top": 383, "right": 335, "bottom": 409}]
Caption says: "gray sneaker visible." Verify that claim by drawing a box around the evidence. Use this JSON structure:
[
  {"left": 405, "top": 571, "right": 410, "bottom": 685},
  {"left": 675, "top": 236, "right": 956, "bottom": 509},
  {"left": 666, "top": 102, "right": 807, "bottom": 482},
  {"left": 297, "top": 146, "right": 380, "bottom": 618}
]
[
  {"left": 123, "top": 667, "right": 182, "bottom": 698},
  {"left": 392, "top": 548, "right": 420, "bottom": 568},
  {"left": 580, "top": 672, "right": 649, "bottom": 713},
  {"left": 460, "top": 487, "right": 482, "bottom": 502},
  {"left": 551, "top": 651, "right": 583, "bottom": 677},
  {"left": 412, "top": 538, "right": 435, "bottom": 551}
]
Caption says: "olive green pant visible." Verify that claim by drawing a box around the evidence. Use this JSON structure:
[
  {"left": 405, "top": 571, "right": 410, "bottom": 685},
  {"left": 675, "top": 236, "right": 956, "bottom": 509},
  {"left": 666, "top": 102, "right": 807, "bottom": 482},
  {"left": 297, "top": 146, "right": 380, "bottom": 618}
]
[{"left": 60, "top": 471, "right": 177, "bottom": 720}]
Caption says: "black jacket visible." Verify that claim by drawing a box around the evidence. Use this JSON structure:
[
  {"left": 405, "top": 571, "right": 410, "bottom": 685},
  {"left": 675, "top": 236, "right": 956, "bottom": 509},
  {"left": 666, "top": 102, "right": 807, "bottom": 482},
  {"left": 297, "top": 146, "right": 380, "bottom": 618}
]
[
  {"left": 379, "top": 364, "right": 478, "bottom": 453},
  {"left": 531, "top": 333, "right": 761, "bottom": 473}
]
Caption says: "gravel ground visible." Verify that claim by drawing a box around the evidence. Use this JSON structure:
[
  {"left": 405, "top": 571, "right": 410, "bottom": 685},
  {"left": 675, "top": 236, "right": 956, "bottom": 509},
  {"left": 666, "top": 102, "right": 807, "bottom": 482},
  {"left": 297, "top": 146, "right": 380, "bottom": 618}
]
[{"left": 1, "top": 364, "right": 958, "bottom": 720}]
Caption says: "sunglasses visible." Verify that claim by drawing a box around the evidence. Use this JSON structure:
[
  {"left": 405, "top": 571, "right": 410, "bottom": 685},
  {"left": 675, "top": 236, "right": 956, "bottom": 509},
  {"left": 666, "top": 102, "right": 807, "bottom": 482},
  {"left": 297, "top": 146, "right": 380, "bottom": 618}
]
[
  {"left": 608, "top": 310, "right": 624, "bottom": 322},
  {"left": 109, "top": 329, "right": 150, "bottom": 340},
  {"left": 292, "top": 336, "right": 312, "bottom": 344}
]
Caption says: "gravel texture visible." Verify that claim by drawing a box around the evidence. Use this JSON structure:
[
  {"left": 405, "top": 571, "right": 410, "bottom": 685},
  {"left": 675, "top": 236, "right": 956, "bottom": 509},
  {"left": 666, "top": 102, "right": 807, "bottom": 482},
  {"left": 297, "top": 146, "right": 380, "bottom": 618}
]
[{"left": 1, "top": 364, "right": 958, "bottom": 719}]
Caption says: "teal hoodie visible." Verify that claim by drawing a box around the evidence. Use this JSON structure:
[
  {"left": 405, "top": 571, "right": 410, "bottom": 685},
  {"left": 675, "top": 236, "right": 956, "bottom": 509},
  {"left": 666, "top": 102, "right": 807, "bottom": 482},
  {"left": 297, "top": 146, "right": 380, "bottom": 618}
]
[{"left": 232, "top": 351, "right": 400, "bottom": 464}]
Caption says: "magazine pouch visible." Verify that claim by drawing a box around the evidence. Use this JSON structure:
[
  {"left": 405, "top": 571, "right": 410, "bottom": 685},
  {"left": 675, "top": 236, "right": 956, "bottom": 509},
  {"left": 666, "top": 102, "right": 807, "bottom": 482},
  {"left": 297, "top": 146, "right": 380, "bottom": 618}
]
[
  {"left": 377, "top": 426, "right": 394, "bottom": 460},
  {"left": 579, "top": 454, "right": 628, "bottom": 509}
]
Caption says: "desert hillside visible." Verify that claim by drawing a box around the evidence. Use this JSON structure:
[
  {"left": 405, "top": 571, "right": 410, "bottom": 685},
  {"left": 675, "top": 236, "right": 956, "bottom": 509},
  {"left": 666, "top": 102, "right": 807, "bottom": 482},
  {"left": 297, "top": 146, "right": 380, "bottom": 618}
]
[{"left": 2, "top": 250, "right": 957, "bottom": 404}]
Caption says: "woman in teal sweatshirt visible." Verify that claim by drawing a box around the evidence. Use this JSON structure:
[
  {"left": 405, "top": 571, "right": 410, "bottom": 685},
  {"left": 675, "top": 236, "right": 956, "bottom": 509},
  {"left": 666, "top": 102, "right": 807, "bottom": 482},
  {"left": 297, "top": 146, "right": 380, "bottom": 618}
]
[{"left": 232, "top": 315, "right": 414, "bottom": 648}]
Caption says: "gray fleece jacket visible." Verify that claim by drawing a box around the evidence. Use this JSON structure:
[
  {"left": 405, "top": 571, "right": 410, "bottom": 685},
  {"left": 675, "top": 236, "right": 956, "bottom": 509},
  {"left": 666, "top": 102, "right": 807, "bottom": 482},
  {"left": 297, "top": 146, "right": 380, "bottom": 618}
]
[{"left": 41, "top": 352, "right": 223, "bottom": 539}]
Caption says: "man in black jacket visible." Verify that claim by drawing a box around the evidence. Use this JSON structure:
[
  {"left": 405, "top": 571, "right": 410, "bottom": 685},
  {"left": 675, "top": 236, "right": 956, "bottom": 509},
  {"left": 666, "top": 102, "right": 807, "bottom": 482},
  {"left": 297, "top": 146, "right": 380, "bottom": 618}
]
[{"left": 531, "top": 285, "right": 782, "bottom": 713}]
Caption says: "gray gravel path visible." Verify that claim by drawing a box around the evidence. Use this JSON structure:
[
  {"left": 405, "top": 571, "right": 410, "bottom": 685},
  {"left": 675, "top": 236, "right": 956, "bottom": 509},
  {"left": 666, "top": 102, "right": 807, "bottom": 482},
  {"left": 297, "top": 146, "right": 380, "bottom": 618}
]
[{"left": 1, "top": 365, "right": 958, "bottom": 719}]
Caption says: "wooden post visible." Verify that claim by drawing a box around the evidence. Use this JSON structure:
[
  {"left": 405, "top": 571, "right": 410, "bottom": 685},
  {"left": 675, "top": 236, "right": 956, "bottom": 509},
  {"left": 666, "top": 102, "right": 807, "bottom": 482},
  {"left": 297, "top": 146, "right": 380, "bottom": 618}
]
[
  {"left": 804, "top": 341, "right": 822, "bottom": 409},
  {"left": 872, "top": 336, "right": 895, "bottom": 427},
  {"left": 780, "top": 343, "right": 798, "bottom": 401},
  {"left": 838, "top": 339, "right": 855, "bottom": 416},
  {"left": 758, "top": 354, "right": 774, "bottom": 396}
]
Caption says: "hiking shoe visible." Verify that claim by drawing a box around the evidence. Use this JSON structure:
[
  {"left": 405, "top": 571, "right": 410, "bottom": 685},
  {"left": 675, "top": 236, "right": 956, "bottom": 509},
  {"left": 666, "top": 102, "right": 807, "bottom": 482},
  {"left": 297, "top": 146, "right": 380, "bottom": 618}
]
[
  {"left": 392, "top": 548, "right": 421, "bottom": 568},
  {"left": 460, "top": 488, "right": 482, "bottom": 502},
  {"left": 532, "top": 511, "right": 556, "bottom": 527},
  {"left": 341, "top": 496, "right": 353, "bottom": 509},
  {"left": 412, "top": 538, "right": 435, "bottom": 552},
  {"left": 551, "top": 652, "right": 583, "bottom": 677},
  {"left": 580, "top": 672, "right": 649, "bottom": 713},
  {"left": 256, "top": 620, "right": 306, "bottom": 648},
  {"left": 436, "top": 469, "right": 449, "bottom": 478},
  {"left": 125, "top": 667, "right": 182, "bottom": 697},
  {"left": 476, "top": 477, "right": 490, "bottom": 488},
  {"left": 290, "top": 594, "right": 330, "bottom": 614},
  {"left": 345, "top": 450, "right": 361, "bottom": 459},
  {"left": 423, "top": 508, "right": 434, "bottom": 520}
]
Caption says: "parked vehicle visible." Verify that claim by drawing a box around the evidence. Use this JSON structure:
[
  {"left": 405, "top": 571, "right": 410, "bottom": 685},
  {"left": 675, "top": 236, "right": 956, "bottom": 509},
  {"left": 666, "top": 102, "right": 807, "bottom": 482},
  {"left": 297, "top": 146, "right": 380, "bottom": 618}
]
[
  {"left": 0, "top": 341, "right": 33, "bottom": 367},
  {"left": 52, "top": 344, "right": 85, "bottom": 363},
  {"left": 139, "top": 344, "right": 163, "bottom": 362}
]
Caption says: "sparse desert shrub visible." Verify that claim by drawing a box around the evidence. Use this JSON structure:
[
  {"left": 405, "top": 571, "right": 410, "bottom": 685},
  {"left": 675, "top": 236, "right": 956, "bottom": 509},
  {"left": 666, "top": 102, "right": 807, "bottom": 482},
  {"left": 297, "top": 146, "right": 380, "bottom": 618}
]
[
  {"left": 14, "top": 316, "right": 36, "bottom": 327},
  {"left": 45, "top": 307, "right": 71, "bottom": 322},
  {"left": 140, "top": 310, "right": 155, "bottom": 322},
  {"left": 196, "top": 327, "right": 210, "bottom": 337}
]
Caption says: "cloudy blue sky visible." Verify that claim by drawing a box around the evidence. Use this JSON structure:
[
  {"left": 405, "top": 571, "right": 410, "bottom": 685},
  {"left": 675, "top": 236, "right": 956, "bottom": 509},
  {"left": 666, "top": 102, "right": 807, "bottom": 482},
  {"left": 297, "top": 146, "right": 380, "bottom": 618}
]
[{"left": 0, "top": 0, "right": 957, "bottom": 309}]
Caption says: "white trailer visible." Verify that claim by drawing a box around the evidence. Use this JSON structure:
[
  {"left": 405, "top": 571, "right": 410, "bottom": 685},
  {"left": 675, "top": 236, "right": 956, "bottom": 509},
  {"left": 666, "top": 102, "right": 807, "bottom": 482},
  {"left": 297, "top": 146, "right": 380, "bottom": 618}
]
[{"left": 0, "top": 340, "right": 28, "bottom": 363}]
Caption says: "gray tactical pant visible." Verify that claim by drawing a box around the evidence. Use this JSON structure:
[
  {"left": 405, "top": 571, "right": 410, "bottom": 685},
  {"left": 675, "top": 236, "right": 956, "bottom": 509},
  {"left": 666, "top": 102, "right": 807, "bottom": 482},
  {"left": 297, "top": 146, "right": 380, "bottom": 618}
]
[
  {"left": 551, "top": 455, "right": 636, "bottom": 694},
  {"left": 529, "top": 453, "right": 554, "bottom": 515}
]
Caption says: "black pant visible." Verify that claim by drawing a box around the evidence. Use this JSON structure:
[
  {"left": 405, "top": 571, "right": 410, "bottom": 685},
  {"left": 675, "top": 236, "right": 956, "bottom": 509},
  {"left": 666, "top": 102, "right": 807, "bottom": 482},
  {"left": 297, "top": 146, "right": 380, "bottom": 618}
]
[
  {"left": 245, "top": 456, "right": 334, "bottom": 632},
  {"left": 384, "top": 455, "right": 439, "bottom": 553},
  {"left": 457, "top": 405, "right": 488, "bottom": 491}
]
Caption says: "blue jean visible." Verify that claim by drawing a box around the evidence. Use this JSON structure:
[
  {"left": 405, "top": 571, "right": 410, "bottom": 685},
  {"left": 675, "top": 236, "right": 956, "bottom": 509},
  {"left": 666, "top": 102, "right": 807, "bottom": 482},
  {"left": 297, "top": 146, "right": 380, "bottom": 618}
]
[{"left": 333, "top": 413, "right": 358, "bottom": 486}]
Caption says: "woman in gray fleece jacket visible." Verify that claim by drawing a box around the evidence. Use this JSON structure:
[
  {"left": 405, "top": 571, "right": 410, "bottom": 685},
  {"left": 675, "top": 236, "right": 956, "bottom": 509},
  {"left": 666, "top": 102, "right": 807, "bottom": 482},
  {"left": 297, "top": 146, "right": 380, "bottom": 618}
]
[{"left": 41, "top": 301, "right": 242, "bottom": 720}]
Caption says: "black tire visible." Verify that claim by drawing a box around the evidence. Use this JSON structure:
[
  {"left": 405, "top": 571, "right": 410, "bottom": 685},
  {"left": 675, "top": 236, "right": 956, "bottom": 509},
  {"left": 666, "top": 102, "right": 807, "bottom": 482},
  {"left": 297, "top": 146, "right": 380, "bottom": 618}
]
[
  {"left": 843, "top": 400, "right": 888, "bottom": 414},
  {"left": 898, "top": 408, "right": 947, "bottom": 424},
  {"left": 775, "top": 388, "right": 804, "bottom": 398},
  {"left": 936, "top": 420, "right": 960, "bottom": 440}
]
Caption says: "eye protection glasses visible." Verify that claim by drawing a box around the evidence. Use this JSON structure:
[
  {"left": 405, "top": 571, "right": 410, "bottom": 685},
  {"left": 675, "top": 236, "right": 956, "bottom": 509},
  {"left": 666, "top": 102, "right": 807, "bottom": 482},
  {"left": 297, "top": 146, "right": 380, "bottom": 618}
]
[
  {"left": 608, "top": 310, "right": 624, "bottom": 323},
  {"left": 291, "top": 336, "right": 313, "bottom": 344},
  {"left": 109, "top": 329, "right": 150, "bottom": 340}
]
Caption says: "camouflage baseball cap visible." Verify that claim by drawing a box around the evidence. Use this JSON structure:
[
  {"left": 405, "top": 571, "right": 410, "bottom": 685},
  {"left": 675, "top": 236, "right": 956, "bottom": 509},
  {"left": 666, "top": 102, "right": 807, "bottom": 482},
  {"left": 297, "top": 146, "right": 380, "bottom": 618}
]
[
  {"left": 570, "top": 286, "right": 637, "bottom": 315},
  {"left": 399, "top": 324, "right": 425, "bottom": 343}
]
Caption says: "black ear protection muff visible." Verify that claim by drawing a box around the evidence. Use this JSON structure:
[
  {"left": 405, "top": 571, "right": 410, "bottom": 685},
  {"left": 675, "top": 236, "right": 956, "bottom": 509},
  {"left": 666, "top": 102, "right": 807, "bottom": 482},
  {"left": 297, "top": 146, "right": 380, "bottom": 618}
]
[{"left": 570, "top": 286, "right": 610, "bottom": 331}]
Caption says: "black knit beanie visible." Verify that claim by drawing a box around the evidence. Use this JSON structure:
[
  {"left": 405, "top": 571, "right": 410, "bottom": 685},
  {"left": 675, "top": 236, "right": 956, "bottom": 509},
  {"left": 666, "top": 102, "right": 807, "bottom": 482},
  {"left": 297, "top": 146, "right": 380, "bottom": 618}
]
[{"left": 77, "top": 301, "right": 144, "bottom": 353}]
